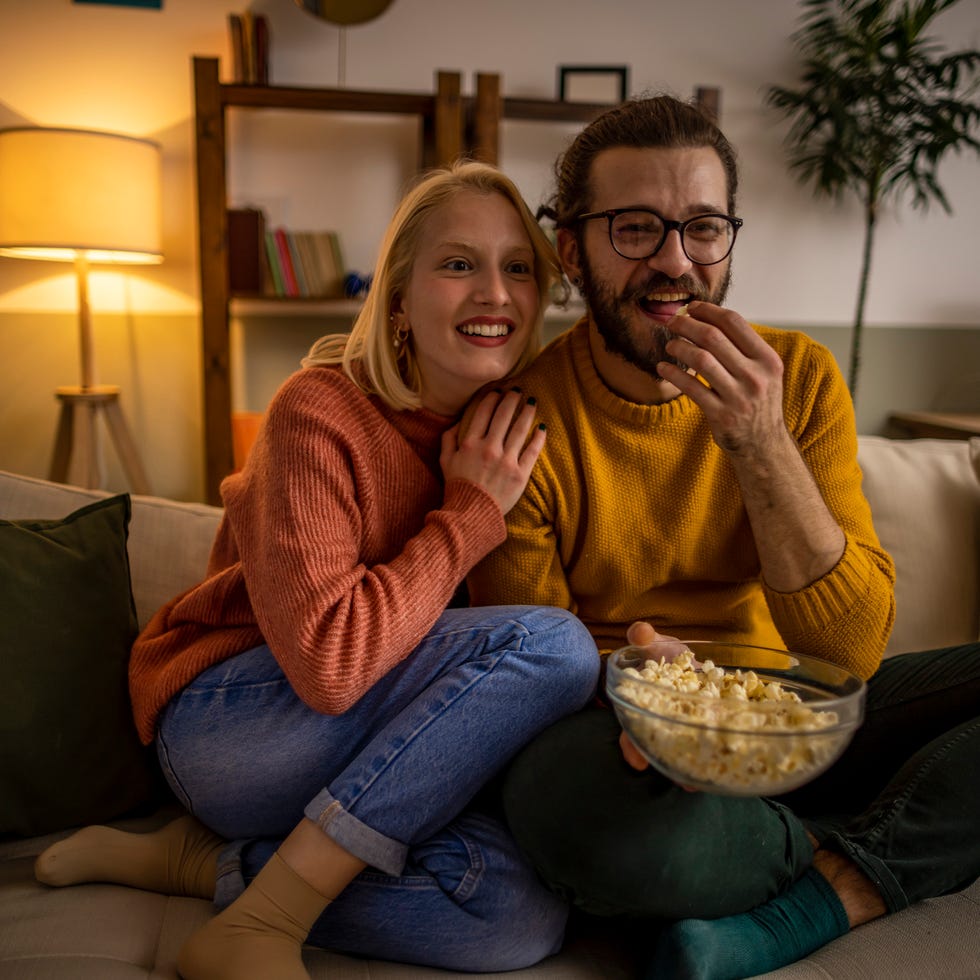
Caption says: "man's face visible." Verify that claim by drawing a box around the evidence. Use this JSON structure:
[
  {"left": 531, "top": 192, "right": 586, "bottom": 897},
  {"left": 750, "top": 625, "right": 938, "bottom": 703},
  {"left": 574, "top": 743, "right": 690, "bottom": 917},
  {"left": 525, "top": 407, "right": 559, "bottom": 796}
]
[{"left": 559, "top": 146, "right": 732, "bottom": 380}]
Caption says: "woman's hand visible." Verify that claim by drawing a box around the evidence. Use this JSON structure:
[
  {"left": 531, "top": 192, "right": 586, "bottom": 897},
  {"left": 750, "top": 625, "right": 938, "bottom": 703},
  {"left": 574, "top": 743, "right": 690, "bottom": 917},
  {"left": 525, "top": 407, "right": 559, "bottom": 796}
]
[{"left": 441, "top": 388, "right": 546, "bottom": 515}]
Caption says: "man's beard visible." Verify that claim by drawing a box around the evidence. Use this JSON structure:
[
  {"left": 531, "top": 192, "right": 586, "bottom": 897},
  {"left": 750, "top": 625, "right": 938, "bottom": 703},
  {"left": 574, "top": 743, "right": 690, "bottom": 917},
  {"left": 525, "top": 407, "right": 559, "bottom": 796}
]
[{"left": 579, "top": 252, "right": 731, "bottom": 379}]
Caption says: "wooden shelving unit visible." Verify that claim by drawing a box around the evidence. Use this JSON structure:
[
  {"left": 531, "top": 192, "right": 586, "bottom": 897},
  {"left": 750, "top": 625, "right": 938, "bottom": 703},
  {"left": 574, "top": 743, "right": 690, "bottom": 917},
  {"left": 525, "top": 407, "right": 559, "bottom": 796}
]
[
  {"left": 192, "top": 55, "right": 706, "bottom": 503},
  {"left": 194, "top": 56, "right": 472, "bottom": 502}
]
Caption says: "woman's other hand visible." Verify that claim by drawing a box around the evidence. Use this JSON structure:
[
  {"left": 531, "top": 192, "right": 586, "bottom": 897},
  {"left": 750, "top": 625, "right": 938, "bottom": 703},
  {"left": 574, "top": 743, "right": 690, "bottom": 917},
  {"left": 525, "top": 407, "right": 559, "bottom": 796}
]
[{"left": 441, "top": 388, "right": 546, "bottom": 514}]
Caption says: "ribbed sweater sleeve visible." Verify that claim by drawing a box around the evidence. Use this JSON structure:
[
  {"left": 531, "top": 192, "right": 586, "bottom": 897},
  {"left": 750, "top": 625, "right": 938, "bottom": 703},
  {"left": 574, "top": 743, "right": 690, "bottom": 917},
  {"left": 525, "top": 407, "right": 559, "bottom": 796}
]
[
  {"left": 469, "top": 320, "right": 894, "bottom": 680},
  {"left": 129, "top": 367, "right": 505, "bottom": 743}
]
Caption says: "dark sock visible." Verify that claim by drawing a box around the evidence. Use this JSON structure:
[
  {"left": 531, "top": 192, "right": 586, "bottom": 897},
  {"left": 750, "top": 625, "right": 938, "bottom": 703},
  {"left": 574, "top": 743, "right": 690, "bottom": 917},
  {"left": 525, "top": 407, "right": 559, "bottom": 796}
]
[{"left": 646, "top": 867, "right": 850, "bottom": 980}]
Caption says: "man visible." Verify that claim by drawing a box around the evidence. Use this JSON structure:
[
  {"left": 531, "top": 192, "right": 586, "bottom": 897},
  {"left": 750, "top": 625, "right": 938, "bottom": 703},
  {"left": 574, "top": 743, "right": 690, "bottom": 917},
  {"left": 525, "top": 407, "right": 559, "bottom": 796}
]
[{"left": 467, "top": 96, "right": 980, "bottom": 979}]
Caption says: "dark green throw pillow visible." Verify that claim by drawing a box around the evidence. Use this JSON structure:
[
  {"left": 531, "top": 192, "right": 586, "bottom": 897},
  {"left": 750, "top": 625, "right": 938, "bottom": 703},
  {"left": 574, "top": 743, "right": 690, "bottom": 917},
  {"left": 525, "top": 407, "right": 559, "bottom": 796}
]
[{"left": 0, "top": 494, "right": 159, "bottom": 837}]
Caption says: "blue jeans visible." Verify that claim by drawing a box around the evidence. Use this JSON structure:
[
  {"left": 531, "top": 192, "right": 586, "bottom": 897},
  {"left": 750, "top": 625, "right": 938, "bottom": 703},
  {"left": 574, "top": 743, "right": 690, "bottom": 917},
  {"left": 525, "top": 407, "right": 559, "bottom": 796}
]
[
  {"left": 502, "top": 642, "right": 980, "bottom": 920},
  {"left": 155, "top": 605, "right": 599, "bottom": 971}
]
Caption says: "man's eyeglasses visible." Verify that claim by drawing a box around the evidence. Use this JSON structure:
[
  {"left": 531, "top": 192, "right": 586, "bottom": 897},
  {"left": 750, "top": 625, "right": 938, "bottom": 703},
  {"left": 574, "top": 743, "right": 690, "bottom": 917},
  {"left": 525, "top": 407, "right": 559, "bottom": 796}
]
[{"left": 576, "top": 208, "right": 743, "bottom": 266}]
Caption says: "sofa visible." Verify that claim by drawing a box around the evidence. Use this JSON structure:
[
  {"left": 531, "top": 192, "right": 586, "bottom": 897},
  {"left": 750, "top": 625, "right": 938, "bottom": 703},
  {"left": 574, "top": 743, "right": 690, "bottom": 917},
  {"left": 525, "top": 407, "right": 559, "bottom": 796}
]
[{"left": 2, "top": 434, "right": 978, "bottom": 980}]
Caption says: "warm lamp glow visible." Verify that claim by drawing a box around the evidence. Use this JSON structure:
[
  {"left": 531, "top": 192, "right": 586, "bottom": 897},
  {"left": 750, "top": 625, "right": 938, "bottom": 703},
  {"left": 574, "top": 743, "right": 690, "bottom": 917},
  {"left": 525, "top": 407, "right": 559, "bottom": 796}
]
[
  {"left": 0, "top": 127, "right": 162, "bottom": 264},
  {"left": 0, "top": 127, "right": 162, "bottom": 494}
]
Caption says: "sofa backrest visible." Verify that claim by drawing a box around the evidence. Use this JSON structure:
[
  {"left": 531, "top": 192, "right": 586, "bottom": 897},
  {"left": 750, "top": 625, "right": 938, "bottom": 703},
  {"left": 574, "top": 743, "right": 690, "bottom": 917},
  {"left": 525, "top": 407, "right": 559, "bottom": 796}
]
[
  {"left": 857, "top": 436, "right": 980, "bottom": 657},
  {"left": 3, "top": 436, "right": 979, "bottom": 654},
  {"left": 0, "top": 469, "right": 222, "bottom": 629}
]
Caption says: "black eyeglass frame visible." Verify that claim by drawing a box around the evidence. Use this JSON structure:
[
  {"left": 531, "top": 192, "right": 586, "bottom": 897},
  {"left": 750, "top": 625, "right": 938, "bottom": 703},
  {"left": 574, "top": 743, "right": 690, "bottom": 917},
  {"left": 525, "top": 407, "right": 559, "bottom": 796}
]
[{"left": 575, "top": 207, "right": 743, "bottom": 265}]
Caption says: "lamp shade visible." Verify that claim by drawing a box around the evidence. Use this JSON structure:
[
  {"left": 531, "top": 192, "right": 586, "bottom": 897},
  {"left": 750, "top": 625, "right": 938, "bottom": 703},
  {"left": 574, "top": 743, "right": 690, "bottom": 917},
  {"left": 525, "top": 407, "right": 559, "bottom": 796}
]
[{"left": 0, "top": 127, "right": 162, "bottom": 265}]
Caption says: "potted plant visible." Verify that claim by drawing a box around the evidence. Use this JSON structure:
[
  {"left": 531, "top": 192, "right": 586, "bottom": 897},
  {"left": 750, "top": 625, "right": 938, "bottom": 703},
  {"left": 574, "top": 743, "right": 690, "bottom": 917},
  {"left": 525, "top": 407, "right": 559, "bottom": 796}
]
[{"left": 765, "top": 0, "right": 979, "bottom": 401}]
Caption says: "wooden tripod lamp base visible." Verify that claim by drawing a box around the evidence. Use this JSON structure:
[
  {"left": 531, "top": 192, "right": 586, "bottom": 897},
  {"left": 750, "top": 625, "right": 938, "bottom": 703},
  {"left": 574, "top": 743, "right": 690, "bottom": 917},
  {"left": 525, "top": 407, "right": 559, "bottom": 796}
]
[{"left": 48, "top": 385, "right": 152, "bottom": 495}]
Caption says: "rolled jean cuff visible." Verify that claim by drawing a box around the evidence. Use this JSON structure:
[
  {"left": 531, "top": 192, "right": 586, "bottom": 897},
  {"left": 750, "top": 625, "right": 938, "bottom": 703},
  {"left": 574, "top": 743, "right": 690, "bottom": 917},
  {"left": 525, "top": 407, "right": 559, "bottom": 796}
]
[{"left": 305, "top": 788, "right": 408, "bottom": 877}]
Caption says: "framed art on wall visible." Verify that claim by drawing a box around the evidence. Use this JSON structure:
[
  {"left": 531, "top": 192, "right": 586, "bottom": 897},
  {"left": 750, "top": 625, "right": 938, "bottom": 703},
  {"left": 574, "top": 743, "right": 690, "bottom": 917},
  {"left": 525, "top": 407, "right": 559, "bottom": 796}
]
[{"left": 558, "top": 66, "right": 628, "bottom": 104}]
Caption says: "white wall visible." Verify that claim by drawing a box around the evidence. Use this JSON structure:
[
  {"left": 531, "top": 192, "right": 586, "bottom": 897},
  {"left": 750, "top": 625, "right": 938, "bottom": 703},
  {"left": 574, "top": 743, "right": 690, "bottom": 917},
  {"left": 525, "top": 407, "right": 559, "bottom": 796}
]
[
  {"left": 234, "top": 0, "right": 980, "bottom": 328},
  {"left": 4, "top": 0, "right": 978, "bottom": 320},
  {"left": 1, "top": 0, "right": 978, "bottom": 500}
]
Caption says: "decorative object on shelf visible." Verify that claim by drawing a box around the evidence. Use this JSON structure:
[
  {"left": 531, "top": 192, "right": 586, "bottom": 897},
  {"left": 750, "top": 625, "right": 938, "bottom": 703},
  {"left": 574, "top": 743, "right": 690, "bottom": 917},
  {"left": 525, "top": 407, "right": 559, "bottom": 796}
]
[
  {"left": 295, "top": 0, "right": 394, "bottom": 24},
  {"left": 227, "top": 10, "right": 269, "bottom": 84},
  {"left": 558, "top": 65, "right": 629, "bottom": 104},
  {"left": 0, "top": 127, "right": 161, "bottom": 493},
  {"left": 343, "top": 271, "right": 372, "bottom": 299},
  {"left": 765, "top": 0, "right": 980, "bottom": 404},
  {"left": 294, "top": 0, "right": 396, "bottom": 86}
]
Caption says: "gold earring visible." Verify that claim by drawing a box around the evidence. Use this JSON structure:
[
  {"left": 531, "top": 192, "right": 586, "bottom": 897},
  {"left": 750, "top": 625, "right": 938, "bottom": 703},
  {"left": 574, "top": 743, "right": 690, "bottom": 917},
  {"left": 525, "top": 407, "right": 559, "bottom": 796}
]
[{"left": 391, "top": 314, "right": 410, "bottom": 350}]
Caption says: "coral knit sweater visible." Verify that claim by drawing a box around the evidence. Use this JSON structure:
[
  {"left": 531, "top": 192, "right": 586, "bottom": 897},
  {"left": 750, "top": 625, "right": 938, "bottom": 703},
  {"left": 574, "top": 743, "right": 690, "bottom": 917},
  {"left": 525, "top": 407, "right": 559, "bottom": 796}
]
[
  {"left": 468, "top": 319, "right": 895, "bottom": 680},
  {"left": 129, "top": 365, "right": 505, "bottom": 745}
]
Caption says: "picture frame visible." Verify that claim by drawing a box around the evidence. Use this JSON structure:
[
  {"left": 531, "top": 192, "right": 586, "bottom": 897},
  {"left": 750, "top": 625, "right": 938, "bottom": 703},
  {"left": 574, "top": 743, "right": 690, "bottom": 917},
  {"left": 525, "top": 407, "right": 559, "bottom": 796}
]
[{"left": 558, "top": 66, "right": 629, "bottom": 105}]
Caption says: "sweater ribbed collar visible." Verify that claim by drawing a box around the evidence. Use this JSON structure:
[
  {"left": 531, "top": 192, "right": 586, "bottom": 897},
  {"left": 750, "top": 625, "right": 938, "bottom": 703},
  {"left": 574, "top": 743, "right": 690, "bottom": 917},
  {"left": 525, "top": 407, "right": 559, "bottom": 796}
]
[
  {"left": 378, "top": 399, "right": 457, "bottom": 470},
  {"left": 567, "top": 317, "right": 696, "bottom": 427}
]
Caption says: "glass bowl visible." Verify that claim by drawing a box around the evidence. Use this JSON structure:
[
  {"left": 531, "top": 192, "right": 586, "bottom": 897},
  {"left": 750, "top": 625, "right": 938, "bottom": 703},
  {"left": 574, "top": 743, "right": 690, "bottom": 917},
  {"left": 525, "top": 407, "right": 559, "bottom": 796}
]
[{"left": 605, "top": 640, "right": 866, "bottom": 796}]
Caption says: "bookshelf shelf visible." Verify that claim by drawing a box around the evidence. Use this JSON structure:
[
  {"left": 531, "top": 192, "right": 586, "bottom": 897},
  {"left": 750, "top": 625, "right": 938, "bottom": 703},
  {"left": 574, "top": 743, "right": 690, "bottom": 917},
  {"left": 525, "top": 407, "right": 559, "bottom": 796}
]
[
  {"left": 193, "top": 56, "right": 472, "bottom": 502},
  {"left": 230, "top": 296, "right": 365, "bottom": 317},
  {"left": 229, "top": 296, "right": 584, "bottom": 322}
]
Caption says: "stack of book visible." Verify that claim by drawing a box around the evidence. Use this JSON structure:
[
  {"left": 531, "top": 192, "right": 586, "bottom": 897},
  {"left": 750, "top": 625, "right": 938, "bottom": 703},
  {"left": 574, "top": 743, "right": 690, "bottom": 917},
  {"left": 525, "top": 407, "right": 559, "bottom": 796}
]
[
  {"left": 265, "top": 228, "right": 346, "bottom": 299},
  {"left": 227, "top": 209, "right": 346, "bottom": 299},
  {"left": 228, "top": 11, "right": 269, "bottom": 85}
]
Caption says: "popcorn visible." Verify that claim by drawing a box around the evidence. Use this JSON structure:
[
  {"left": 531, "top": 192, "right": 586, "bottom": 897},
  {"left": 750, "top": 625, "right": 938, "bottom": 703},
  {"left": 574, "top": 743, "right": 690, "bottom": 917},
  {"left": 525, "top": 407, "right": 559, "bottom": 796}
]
[{"left": 613, "top": 649, "right": 845, "bottom": 794}]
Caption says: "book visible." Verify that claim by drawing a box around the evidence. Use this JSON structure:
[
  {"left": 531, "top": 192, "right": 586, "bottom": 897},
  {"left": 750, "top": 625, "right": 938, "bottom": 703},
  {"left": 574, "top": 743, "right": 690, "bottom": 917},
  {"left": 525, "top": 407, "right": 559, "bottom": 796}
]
[
  {"left": 254, "top": 14, "right": 270, "bottom": 85},
  {"left": 228, "top": 11, "right": 269, "bottom": 85},
  {"left": 273, "top": 228, "right": 299, "bottom": 296},
  {"left": 227, "top": 208, "right": 266, "bottom": 294},
  {"left": 241, "top": 11, "right": 256, "bottom": 84},
  {"left": 327, "top": 231, "right": 345, "bottom": 288},
  {"left": 284, "top": 232, "right": 310, "bottom": 296},
  {"left": 263, "top": 231, "right": 285, "bottom": 296},
  {"left": 291, "top": 233, "right": 321, "bottom": 296},
  {"left": 227, "top": 14, "right": 245, "bottom": 83},
  {"left": 310, "top": 231, "right": 344, "bottom": 297}
]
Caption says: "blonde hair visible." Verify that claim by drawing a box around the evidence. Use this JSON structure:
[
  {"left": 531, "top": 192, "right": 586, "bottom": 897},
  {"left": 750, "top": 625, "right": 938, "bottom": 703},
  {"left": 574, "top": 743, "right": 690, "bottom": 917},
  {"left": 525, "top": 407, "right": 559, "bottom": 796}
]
[{"left": 302, "top": 160, "right": 563, "bottom": 411}]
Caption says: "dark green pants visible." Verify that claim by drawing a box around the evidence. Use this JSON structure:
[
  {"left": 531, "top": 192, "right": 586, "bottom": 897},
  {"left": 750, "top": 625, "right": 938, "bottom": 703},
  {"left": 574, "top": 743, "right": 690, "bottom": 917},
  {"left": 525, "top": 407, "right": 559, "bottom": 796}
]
[{"left": 502, "top": 643, "right": 980, "bottom": 920}]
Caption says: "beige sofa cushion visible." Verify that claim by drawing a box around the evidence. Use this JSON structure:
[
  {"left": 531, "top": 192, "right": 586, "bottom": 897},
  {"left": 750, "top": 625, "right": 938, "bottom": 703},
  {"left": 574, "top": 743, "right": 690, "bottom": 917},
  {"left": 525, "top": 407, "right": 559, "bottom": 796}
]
[
  {"left": 0, "top": 470, "right": 222, "bottom": 629},
  {"left": 857, "top": 437, "right": 980, "bottom": 656}
]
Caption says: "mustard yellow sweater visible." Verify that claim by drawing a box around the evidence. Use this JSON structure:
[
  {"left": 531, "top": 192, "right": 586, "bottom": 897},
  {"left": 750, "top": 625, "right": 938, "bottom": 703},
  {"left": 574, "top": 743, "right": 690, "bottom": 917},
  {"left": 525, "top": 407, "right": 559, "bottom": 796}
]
[{"left": 468, "top": 319, "right": 894, "bottom": 680}]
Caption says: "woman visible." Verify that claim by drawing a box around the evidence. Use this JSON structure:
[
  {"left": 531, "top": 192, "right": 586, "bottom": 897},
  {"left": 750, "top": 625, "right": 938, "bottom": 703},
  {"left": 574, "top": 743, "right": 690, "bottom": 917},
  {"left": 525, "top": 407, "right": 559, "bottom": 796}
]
[{"left": 36, "top": 161, "right": 599, "bottom": 980}]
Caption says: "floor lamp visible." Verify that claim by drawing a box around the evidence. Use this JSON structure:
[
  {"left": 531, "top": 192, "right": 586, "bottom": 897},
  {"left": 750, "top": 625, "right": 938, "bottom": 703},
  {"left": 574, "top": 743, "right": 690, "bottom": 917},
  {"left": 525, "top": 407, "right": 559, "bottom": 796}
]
[{"left": 0, "top": 127, "right": 162, "bottom": 494}]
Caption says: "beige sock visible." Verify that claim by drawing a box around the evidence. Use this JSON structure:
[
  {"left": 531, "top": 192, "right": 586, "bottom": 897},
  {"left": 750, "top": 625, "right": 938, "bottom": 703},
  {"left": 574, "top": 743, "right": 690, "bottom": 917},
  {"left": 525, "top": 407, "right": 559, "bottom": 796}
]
[
  {"left": 177, "top": 852, "right": 330, "bottom": 980},
  {"left": 34, "top": 814, "right": 222, "bottom": 898}
]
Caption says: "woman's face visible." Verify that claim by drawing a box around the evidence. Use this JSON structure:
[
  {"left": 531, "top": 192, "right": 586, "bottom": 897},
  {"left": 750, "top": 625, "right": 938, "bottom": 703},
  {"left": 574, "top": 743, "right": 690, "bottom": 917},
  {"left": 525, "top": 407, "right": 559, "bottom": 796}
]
[{"left": 395, "top": 189, "right": 540, "bottom": 416}]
